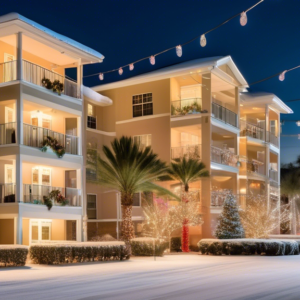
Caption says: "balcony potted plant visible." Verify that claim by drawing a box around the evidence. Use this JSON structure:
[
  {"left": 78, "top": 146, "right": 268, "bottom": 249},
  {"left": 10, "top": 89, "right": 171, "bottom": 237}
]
[
  {"left": 41, "top": 136, "right": 65, "bottom": 158},
  {"left": 52, "top": 80, "right": 64, "bottom": 96}
]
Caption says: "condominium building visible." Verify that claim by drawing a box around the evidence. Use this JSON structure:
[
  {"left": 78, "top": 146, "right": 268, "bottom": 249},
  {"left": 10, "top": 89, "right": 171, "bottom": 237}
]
[{"left": 0, "top": 13, "right": 293, "bottom": 246}]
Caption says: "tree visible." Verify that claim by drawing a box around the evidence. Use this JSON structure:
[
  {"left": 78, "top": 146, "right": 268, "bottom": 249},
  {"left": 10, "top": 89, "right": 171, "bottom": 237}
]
[
  {"left": 215, "top": 194, "right": 245, "bottom": 239},
  {"left": 168, "top": 157, "right": 209, "bottom": 251},
  {"left": 89, "top": 136, "right": 176, "bottom": 242},
  {"left": 240, "top": 194, "right": 290, "bottom": 238}
]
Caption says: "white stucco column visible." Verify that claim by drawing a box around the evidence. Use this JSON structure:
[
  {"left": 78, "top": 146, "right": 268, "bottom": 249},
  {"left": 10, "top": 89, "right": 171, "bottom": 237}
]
[
  {"left": 17, "top": 32, "right": 23, "bottom": 81},
  {"left": 16, "top": 154, "right": 23, "bottom": 203},
  {"left": 14, "top": 211, "right": 22, "bottom": 245},
  {"left": 77, "top": 59, "right": 82, "bottom": 99}
]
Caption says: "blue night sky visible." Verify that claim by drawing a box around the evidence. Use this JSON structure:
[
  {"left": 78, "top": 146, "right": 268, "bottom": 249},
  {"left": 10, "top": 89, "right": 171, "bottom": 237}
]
[{"left": 2, "top": 0, "right": 299, "bottom": 165}]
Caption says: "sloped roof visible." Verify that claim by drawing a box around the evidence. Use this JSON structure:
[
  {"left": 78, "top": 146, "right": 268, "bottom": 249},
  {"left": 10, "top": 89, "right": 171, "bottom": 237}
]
[{"left": 82, "top": 86, "right": 112, "bottom": 106}]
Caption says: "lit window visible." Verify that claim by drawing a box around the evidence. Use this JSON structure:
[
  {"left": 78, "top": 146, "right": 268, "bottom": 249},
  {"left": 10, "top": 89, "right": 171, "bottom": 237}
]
[
  {"left": 133, "top": 193, "right": 141, "bottom": 206},
  {"left": 87, "top": 194, "right": 97, "bottom": 219},
  {"left": 132, "top": 93, "right": 153, "bottom": 118},
  {"left": 88, "top": 104, "right": 94, "bottom": 116},
  {"left": 133, "top": 134, "right": 152, "bottom": 148}
]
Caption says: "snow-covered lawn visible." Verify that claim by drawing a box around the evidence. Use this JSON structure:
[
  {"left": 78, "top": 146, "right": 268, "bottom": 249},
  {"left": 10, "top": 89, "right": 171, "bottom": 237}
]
[{"left": 1, "top": 254, "right": 300, "bottom": 300}]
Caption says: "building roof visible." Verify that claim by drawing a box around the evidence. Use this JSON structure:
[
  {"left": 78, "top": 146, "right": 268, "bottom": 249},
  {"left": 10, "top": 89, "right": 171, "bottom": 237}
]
[
  {"left": 82, "top": 86, "right": 113, "bottom": 106},
  {"left": 240, "top": 92, "right": 293, "bottom": 114},
  {"left": 93, "top": 56, "right": 248, "bottom": 91},
  {"left": 0, "top": 13, "right": 104, "bottom": 64}
]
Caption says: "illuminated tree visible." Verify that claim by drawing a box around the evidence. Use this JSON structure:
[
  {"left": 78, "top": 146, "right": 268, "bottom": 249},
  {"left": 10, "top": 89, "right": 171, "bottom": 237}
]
[
  {"left": 89, "top": 136, "right": 177, "bottom": 242},
  {"left": 168, "top": 157, "right": 208, "bottom": 252}
]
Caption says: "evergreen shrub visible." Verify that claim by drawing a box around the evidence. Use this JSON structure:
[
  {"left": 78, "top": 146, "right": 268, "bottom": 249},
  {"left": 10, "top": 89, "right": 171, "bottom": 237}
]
[
  {"left": 170, "top": 237, "right": 181, "bottom": 252},
  {"left": 130, "top": 238, "right": 167, "bottom": 256},
  {"left": 0, "top": 246, "right": 28, "bottom": 266}
]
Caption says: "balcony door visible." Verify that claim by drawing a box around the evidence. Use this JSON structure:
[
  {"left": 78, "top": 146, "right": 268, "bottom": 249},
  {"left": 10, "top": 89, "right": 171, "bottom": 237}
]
[
  {"left": 30, "top": 220, "right": 52, "bottom": 244},
  {"left": 4, "top": 53, "right": 16, "bottom": 82}
]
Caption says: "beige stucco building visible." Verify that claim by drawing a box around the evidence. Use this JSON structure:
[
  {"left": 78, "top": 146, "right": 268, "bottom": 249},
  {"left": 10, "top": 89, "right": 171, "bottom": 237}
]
[{"left": 0, "top": 13, "right": 293, "bottom": 246}]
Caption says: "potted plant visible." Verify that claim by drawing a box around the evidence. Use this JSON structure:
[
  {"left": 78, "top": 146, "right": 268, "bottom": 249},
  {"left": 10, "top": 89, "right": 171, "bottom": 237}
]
[{"left": 41, "top": 136, "right": 66, "bottom": 158}]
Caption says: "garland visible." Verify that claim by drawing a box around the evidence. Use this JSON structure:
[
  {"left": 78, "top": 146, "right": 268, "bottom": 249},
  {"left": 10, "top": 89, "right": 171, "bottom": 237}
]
[
  {"left": 42, "top": 78, "right": 64, "bottom": 96},
  {"left": 41, "top": 136, "right": 66, "bottom": 158}
]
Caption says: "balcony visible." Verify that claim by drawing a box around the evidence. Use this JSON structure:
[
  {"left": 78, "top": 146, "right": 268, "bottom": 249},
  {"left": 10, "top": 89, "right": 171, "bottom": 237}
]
[
  {"left": 269, "top": 169, "right": 278, "bottom": 182},
  {"left": 23, "top": 123, "right": 79, "bottom": 155},
  {"left": 171, "top": 144, "right": 201, "bottom": 160},
  {"left": 0, "top": 60, "right": 79, "bottom": 99},
  {"left": 240, "top": 120, "right": 265, "bottom": 142},
  {"left": 246, "top": 159, "right": 265, "bottom": 176},
  {"left": 23, "top": 184, "right": 81, "bottom": 207},
  {"left": 212, "top": 102, "right": 238, "bottom": 128},
  {"left": 171, "top": 98, "right": 202, "bottom": 117},
  {"left": 268, "top": 132, "right": 279, "bottom": 147},
  {"left": 211, "top": 191, "right": 246, "bottom": 207},
  {"left": 0, "top": 183, "right": 16, "bottom": 203},
  {"left": 0, "top": 122, "right": 16, "bottom": 145},
  {"left": 211, "top": 146, "right": 238, "bottom": 167}
]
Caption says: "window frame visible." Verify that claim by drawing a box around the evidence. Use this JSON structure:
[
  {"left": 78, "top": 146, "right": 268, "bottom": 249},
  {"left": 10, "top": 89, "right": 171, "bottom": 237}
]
[
  {"left": 133, "top": 134, "right": 152, "bottom": 148},
  {"left": 132, "top": 192, "right": 141, "bottom": 207},
  {"left": 87, "top": 103, "right": 97, "bottom": 129},
  {"left": 87, "top": 193, "right": 97, "bottom": 219},
  {"left": 132, "top": 93, "right": 153, "bottom": 118}
]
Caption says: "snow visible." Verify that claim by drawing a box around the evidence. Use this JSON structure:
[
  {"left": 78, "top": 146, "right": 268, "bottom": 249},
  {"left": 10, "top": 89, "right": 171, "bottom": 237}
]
[
  {"left": 32, "top": 241, "right": 125, "bottom": 247},
  {"left": 2, "top": 255, "right": 300, "bottom": 300},
  {"left": 0, "top": 245, "right": 28, "bottom": 250},
  {"left": 0, "top": 13, "right": 104, "bottom": 60},
  {"left": 82, "top": 86, "right": 113, "bottom": 106}
]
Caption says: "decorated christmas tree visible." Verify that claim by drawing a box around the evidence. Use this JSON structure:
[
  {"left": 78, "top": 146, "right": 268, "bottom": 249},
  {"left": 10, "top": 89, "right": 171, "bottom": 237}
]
[{"left": 215, "top": 194, "right": 245, "bottom": 239}]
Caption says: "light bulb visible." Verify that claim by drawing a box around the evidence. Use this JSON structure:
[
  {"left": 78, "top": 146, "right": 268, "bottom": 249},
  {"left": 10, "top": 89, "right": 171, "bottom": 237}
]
[
  {"left": 240, "top": 12, "right": 247, "bottom": 26},
  {"left": 176, "top": 45, "right": 182, "bottom": 57},
  {"left": 129, "top": 63, "right": 134, "bottom": 71},
  {"left": 150, "top": 55, "right": 155, "bottom": 65},
  {"left": 99, "top": 73, "right": 104, "bottom": 80},
  {"left": 200, "top": 34, "right": 207, "bottom": 47},
  {"left": 279, "top": 71, "right": 287, "bottom": 81},
  {"left": 119, "top": 68, "right": 123, "bottom": 75}
]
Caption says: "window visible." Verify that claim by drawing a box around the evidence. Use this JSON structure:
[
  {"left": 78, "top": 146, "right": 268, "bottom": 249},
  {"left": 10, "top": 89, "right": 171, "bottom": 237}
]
[
  {"left": 87, "top": 194, "right": 97, "bottom": 219},
  {"left": 133, "top": 193, "right": 141, "bottom": 207},
  {"left": 133, "top": 93, "right": 153, "bottom": 118},
  {"left": 134, "top": 134, "right": 152, "bottom": 148},
  {"left": 87, "top": 104, "right": 97, "bottom": 129},
  {"left": 32, "top": 167, "right": 51, "bottom": 186},
  {"left": 86, "top": 141, "right": 98, "bottom": 181}
]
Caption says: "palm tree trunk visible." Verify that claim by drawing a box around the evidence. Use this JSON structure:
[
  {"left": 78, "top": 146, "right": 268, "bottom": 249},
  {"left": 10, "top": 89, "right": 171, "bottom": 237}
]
[{"left": 121, "top": 205, "right": 135, "bottom": 242}]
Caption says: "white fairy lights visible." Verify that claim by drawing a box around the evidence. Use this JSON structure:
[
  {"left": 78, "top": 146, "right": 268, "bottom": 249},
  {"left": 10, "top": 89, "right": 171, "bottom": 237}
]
[
  {"left": 279, "top": 71, "right": 287, "bottom": 81},
  {"left": 83, "top": 0, "right": 264, "bottom": 80}
]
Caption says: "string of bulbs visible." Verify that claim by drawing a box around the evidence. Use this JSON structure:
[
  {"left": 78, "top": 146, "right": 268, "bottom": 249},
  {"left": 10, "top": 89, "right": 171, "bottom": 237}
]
[{"left": 83, "top": 0, "right": 264, "bottom": 80}]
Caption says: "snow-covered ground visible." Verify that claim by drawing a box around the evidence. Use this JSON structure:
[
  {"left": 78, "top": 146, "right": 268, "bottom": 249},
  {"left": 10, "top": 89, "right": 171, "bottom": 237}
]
[{"left": 1, "top": 254, "right": 300, "bottom": 300}]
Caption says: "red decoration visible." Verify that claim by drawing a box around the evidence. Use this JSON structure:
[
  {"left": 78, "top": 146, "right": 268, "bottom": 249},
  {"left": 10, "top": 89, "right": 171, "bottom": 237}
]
[{"left": 182, "top": 218, "right": 189, "bottom": 252}]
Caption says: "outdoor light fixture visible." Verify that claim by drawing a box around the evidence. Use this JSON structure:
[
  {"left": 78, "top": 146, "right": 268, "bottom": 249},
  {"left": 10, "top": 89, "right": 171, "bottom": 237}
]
[
  {"left": 99, "top": 73, "right": 104, "bottom": 80},
  {"left": 279, "top": 71, "right": 287, "bottom": 81},
  {"left": 150, "top": 55, "right": 155, "bottom": 65},
  {"left": 236, "top": 161, "right": 241, "bottom": 167},
  {"left": 119, "top": 68, "right": 123, "bottom": 75},
  {"left": 129, "top": 63, "right": 134, "bottom": 71},
  {"left": 200, "top": 34, "right": 207, "bottom": 47},
  {"left": 176, "top": 45, "right": 182, "bottom": 57},
  {"left": 240, "top": 12, "right": 248, "bottom": 26}
]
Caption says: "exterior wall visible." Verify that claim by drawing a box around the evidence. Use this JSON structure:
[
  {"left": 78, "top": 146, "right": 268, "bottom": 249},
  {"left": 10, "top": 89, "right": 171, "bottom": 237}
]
[
  {"left": 51, "top": 219, "right": 66, "bottom": 240},
  {"left": 0, "top": 219, "right": 14, "bottom": 244},
  {"left": 22, "top": 218, "right": 29, "bottom": 245}
]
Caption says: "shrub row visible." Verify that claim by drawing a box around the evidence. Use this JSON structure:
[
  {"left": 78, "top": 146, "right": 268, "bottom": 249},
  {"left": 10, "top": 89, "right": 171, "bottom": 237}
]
[
  {"left": 0, "top": 246, "right": 28, "bottom": 266},
  {"left": 130, "top": 238, "right": 168, "bottom": 256},
  {"left": 30, "top": 242, "right": 130, "bottom": 264},
  {"left": 198, "top": 239, "right": 300, "bottom": 256}
]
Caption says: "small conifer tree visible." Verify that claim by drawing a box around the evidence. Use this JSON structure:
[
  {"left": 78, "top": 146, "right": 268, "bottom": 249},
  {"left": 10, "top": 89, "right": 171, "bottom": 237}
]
[{"left": 215, "top": 194, "right": 245, "bottom": 239}]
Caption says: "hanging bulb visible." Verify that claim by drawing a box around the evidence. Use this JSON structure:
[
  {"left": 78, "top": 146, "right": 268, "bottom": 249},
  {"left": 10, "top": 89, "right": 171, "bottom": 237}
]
[
  {"left": 119, "top": 68, "right": 123, "bottom": 75},
  {"left": 99, "top": 73, "right": 104, "bottom": 81},
  {"left": 279, "top": 71, "right": 287, "bottom": 81},
  {"left": 176, "top": 45, "right": 182, "bottom": 57},
  {"left": 200, "top": 34, "right": 207, "bottom": 47},
  {"left": 240, "top": 12, "right": 247, "bottom": 26},
  {"left": 150, "top": 55, "right": 155, "bottom": 65},
  {"left": 129, "top": 63, "right": 134, "bottom": 71}
]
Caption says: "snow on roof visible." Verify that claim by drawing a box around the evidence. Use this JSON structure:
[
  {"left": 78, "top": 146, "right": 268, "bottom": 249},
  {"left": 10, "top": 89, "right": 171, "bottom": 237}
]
[
  {"left": 83, "top": 85, "right": 113, "bottom": 106},
  {"left": 240, "top": 91, "right": 293, "bottom": 114},
  {"left": 0, "top": 13, "right": 104, "bottom": 61},
  {"left": 93, "top": 56, "right": 248, "bottom": 91}
]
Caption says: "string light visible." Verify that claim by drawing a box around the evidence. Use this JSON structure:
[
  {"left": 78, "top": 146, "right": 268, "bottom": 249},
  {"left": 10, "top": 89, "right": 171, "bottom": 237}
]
[
  {"left": 279, "top": 70, "right": 287, "bottom": 81},
  {"left": 83, "top": 0, "right": 264, "bottom": 80},
  {"left": 240, "top": 12, "right": 248, "bottom": 26},
  {"left": 150, "top": 55, "right": 155, "bottom": 65},
  {"left": 176, "top": 45, "right": 182, "bottom": 57},
  {"left": 200, "top": 34, "right": 207, "bottom": 47},
  {"left": 99, "top": 73, "right": 104, "bottom": 80}
]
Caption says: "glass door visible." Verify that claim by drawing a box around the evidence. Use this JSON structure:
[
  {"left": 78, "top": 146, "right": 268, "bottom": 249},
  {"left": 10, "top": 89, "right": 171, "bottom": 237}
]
[{"left": 30, "top": 220, "right": 52, "bottom": 244}]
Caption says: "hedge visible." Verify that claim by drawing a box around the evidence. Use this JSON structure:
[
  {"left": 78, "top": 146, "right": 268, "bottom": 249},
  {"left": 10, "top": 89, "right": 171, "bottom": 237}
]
[
  {"left": 130, "top": 238, "right": 168, "bottom": 256},
  {"left": 198, "top": 239, "right": 300, "bottom": 256},
  {"left": 171, "top": 237, "right": 181, "bottom": 252},
  {"left": 30, "top": 242, "right": 130, "bottom": 264},
  {"left": 0, "top": 246, "right": 28, "bottom": 266}
]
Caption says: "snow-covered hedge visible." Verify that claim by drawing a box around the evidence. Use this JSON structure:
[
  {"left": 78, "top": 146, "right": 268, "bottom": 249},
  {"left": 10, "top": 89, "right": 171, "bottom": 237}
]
[
  {"left": 130, "top": 238, "right": 167, "bottom": 256},
  {"left": 198, "top": 239, "right": 300, "bottom": 256},
  {"left": 0, "top": 245, "right": 28, "bottom": 266},
  {"left": 29, "top": 242, "right": 130, "bottom": 264}
]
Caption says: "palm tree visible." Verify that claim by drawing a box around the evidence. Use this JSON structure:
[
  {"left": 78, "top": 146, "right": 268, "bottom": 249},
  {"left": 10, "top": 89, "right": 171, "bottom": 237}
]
[
  {"left": 281, "top": 170, "right": 300, "bottom": 234},
  {"left": 168, "top": 157, "right": 209, "bottom": 251},
  {"left": 90, "top": 136, "right": 176, "bottom": 242}
]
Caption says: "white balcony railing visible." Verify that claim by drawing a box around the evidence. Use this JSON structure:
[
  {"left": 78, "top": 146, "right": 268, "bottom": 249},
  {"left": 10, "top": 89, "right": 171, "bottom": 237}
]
[
  {"left": 240, "top": 120, "right": 266, "bottom": 142},
  {"left": 0, "top": 122, "right": 16, "bottom": 145},
  {"left": 211, "top": 191, "right": 246, "bottom": 207},
  {"left": 171, "top": 98, "right": 202, "bottom": 117},
  {"left": 211, "top": 146, "right": 238, "bottom": 167},
  {"left": 269, "top": 169, "right": 278, "bottom": 182},
  {"left": 0, "top": 183, "right": 15, "bottom": 203},
  {"left": 247, "top": 159, "right": 265, "bottom": 176},
  {"left": 171, "top": 144, "right": 201, "bottom": 160},
  {"left": 212, "top": 102, "right": 238, "bottom": 128}
]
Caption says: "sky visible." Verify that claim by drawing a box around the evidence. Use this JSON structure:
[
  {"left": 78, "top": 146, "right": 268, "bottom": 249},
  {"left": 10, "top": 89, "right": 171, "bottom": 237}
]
[{"left": 1, "top": 0, "right": 299, "bottom": 165}]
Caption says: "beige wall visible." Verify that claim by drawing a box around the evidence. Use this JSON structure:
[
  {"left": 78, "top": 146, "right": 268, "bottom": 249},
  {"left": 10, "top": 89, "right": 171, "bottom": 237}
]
[
  {"left": 52, "top": 219, "right": 66, "bottom": 240},
  {"left": 0, "top": 219, "right": 14, "bottom": 244},
  {"left": 22, "top": 219, "right": 29, "bottom": 245}
]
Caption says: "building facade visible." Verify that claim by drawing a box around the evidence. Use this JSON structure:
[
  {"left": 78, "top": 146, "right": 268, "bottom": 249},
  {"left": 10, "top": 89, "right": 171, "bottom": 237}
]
[{"left": 0, "top": 13, "right": 293, "bottom": 246}]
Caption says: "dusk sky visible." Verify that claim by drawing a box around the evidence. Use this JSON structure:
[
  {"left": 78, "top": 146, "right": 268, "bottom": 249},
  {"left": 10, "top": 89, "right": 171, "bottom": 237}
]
[{"left": 2, "top": 0, "right": 299, "bottom": 164}]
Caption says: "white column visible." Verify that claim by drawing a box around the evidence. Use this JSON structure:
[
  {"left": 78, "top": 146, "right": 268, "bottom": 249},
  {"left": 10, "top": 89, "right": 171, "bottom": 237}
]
[
  {"left": 76, "top": 219, "right": 82, "bottom": 242},
  {"left": 16, "top": 154, "right": 23, "bottom": 203},
  {"left": 17, "top": 32, "right": 23, "bottom": 81},
  {"left": 15, "top": 213, "right": 22, "bottom": 244},
  {"left": 16, "top": 93, "right": 23, "bottom": 145},
  {"left": 77, "top": 59, "right": 82, "bottom": 99},
  {"left": 77, "top": 116, "right": 82, "bottom": 155}
]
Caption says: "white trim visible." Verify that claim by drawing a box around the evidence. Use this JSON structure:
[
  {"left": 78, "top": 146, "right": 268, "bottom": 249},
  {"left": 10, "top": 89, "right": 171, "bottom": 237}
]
[
  {"left": 116, "top": 113, "right": 170, "bottom": 125},
  {"left": 212, "top": 67, "right": 239, "bottom": 87},
  {"left": 171, "top": 113, "right": 209, "bottom": 122},
  {"left": 210, "top": 162, "right": 239, "bottom": 173},
  {"left": 211, "top": 117, "right": 240, "bottom": 134},
  {"left": 86, "top": 127, "right": 116, "bottom": 137}
]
